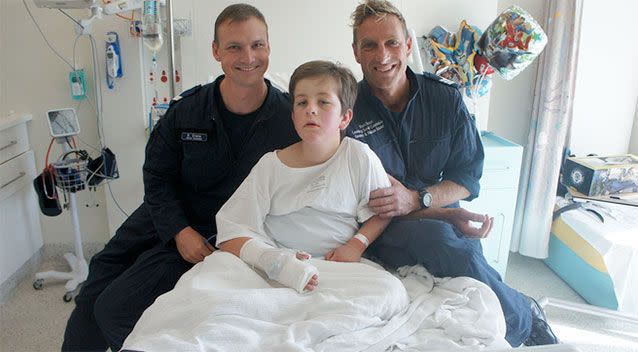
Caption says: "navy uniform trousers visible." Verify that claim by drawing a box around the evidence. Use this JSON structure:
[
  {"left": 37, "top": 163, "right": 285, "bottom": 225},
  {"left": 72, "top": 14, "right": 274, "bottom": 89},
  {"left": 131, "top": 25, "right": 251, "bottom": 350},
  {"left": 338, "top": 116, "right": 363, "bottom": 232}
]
[
  {"left": 62, "top": 205, "right": 193, "bottom": 352},
  {"left": 366, "top": 218, "right": 531, "bottom": 347}
]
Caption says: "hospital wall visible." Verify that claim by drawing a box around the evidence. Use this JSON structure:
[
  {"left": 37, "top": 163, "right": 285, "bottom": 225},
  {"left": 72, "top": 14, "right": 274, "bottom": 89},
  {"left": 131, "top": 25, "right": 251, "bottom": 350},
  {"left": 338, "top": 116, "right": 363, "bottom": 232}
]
[{"left": 569, "top": 0, "right": 638, "bottom": 157}]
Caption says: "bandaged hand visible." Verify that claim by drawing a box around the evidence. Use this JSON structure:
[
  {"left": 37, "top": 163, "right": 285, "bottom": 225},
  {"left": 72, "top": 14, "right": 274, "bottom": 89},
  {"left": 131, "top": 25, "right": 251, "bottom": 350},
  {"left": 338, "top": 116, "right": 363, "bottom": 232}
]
[{"left": 240, "top": 239, "right": 318, "bottom": 293}]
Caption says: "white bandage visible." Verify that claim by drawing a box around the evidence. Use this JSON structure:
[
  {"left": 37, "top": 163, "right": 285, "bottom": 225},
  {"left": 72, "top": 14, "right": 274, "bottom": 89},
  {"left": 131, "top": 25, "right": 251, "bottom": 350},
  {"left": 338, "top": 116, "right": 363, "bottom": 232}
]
[{"left": 239, "top": 239, "right": 318, "bottom": 293}]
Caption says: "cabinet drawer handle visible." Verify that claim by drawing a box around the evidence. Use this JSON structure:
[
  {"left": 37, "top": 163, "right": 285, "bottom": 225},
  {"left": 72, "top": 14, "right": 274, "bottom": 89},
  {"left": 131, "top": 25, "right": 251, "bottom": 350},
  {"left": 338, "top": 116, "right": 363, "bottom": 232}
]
[
  {"left": 1, "top": 172, "right": 26, "bottom": 189},
  {"left": 0, "top": 140, "right": 18, "bottom": 151}
]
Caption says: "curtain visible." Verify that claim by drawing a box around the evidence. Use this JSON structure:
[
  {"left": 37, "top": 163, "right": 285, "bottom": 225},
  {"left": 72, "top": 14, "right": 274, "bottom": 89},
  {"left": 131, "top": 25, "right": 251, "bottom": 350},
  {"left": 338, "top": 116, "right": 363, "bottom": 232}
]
[{"left": 510, "top": 0, "right": 584, "bottom": 258}]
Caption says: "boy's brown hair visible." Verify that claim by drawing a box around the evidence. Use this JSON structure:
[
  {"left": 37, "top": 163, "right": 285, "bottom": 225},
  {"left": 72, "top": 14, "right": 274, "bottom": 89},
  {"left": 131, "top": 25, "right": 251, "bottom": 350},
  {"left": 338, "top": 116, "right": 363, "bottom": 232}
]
[
  {"left": 214, "top": 3, "right": 268, "bottom": 44},
  {"left": 350, "top": 0, "right": 408, "bottom": 44},
  {"left": 288, "top": 60, "right": 358, "bottom": 115}
]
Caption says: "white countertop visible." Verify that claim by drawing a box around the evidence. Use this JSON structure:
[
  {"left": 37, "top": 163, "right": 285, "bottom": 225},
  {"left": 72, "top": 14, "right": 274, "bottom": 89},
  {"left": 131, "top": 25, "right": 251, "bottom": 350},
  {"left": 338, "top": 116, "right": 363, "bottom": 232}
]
[{"left": 0, "top": 112, "right": 33, "bottom": 132}]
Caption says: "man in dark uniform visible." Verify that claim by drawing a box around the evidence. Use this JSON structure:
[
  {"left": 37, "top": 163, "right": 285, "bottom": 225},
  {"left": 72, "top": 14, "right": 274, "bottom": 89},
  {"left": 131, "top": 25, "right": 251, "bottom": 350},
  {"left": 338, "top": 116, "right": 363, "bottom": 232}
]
[
  {"left": 346, "top": 0, "right": 559, "bottom": 347},
  {"left": 61, "top": 4, "right": 298, "bottom": 351}
]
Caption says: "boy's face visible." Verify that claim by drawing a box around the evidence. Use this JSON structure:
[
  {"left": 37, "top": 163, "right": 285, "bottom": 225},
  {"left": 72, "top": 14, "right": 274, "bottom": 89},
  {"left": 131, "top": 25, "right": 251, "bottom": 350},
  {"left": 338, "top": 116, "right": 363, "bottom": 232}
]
[
  {"left": 292, "top": 76, "right": 352, "bottom": 143},
  {"left": 352, "top": 15, "right": 412, "bottom": 92},
  {"left": 212, "top": 17, "right": 270, "bottom": 88}
]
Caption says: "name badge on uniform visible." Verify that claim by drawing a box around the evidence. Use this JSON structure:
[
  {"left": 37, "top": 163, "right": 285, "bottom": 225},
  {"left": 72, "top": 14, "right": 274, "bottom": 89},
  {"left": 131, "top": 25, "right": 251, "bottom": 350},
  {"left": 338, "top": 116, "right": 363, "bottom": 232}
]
[{"left": 181, "top": 132, "right": 208, "bottom": 142}]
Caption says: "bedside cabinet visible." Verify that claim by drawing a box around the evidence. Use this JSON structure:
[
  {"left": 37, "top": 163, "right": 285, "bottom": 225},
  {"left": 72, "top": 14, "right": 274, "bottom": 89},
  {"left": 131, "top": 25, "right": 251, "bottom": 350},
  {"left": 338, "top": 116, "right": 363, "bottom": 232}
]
[
  {"left": 0, "top": 113, "right": 44, "bottom": 289},
  {"left": 461, "top": 131, "right": 523, "bottom": 278}
]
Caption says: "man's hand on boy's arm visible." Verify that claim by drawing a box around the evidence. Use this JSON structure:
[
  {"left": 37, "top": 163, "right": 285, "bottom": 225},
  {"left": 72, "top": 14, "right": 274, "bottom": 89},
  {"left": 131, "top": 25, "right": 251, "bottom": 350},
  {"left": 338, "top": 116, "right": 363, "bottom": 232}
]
[
  {"left": 369, "top": 175, "right": 493, "bottom": 238},
  {"left": 175, "top": 226, "right": 215, "bottom": 264},
  {"left": 368, "top": 175, "right": 420, "bottom": 217}
]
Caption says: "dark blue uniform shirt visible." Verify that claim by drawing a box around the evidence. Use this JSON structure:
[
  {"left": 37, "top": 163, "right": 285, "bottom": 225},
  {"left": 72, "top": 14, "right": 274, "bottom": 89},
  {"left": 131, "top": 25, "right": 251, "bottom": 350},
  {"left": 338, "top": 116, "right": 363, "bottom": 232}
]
[
  {"left": 142, "top": 77, "right": 299, "bottom": 243},
  {"left": 347, "top": 68, "right": 484, "bottom": 203}
]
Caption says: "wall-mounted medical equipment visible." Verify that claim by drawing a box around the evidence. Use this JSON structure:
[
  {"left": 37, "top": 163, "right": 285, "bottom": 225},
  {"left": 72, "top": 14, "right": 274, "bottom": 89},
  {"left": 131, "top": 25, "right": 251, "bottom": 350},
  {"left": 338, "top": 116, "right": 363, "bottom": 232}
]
[
  {"left": 69, "top": 69, "right": 87, "bottom": 100},
  {"left": 34, "top": 0, "right": 143, "bottom": 34},
  {"left": 106, "top": 31, "right": 123, "bottom": 89},
  {"left": 46, "top": 108, "right": 81, "bottom": 138},
  {"left": 33, "top": 0, "right": 95, "bottom": 9}
]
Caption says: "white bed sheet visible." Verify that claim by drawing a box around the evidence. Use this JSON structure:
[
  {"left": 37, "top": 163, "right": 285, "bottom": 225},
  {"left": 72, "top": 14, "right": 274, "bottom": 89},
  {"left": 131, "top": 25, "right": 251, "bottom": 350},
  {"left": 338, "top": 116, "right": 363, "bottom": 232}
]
[{"left": 122, "top": 251, "right": 510, "bottom": 351}]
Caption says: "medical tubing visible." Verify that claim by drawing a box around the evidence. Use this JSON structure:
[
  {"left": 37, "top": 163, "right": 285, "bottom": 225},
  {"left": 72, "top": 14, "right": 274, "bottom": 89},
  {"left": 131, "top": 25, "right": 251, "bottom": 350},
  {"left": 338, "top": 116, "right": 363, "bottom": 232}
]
[
  {"left": 107, "top": 182, "right": 130, "bottom": 217},
  {"left": 44, "top": 138, "right": 55, "bottom": 167},
  {"left": 22, "top": 0, "right": 74, "bottom": 70},
  {"left": 57, "top": 9, "right": 83, "bottom": 29},
  {"left": 88, "top": 35, "right": 106, "bottom": 148}
]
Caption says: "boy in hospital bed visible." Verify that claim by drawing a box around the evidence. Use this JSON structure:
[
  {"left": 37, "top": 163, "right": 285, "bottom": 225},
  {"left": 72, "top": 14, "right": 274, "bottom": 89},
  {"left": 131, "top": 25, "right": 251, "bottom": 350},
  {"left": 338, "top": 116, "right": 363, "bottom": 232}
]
[
  {"left": 123, "top": 63, "right": 510, "bottom": 348},
  {"left": 216, "top": 60, "right": 391, "bottom": 293}
]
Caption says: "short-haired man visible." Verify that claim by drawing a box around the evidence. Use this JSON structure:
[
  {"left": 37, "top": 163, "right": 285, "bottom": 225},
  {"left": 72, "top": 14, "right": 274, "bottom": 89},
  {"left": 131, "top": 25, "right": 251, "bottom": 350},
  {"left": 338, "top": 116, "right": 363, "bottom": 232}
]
[
  {"left": 347, "top": 0, "right": 559, "bottom": 347},
  {"left": 61, "top": 4, "right": 298, "bottom": 351}
]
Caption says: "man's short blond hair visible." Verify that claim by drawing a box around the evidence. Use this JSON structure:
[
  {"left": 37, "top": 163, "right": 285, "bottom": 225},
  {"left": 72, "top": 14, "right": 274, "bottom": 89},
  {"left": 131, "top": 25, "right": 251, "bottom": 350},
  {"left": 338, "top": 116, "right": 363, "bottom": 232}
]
[
  {"left": 350, "top": 0, "right": 408, "bottom": 44},
  {"left": 214, "top": 3, "right": 267, "bottom": 44}
]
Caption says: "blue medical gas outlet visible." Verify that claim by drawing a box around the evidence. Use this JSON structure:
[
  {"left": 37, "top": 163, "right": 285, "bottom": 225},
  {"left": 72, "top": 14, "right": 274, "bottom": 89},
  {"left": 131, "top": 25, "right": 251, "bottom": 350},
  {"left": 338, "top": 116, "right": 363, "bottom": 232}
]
[{"left": 105, "top": 31, "right": 123, "bottom": 89}]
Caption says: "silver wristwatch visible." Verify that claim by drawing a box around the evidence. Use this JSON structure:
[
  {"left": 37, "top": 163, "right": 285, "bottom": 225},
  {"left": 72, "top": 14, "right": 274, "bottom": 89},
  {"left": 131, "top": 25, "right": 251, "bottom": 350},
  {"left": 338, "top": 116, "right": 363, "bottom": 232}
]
[{"left": 418, "top": 189, "right": 433, "bottom": 209}]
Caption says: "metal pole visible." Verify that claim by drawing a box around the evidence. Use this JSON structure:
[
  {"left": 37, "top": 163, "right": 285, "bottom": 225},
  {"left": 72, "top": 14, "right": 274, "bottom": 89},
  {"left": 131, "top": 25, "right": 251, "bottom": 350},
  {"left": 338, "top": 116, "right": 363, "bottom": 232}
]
[{"left": 166, "top": 0, "right": 176, "bottom": 98}]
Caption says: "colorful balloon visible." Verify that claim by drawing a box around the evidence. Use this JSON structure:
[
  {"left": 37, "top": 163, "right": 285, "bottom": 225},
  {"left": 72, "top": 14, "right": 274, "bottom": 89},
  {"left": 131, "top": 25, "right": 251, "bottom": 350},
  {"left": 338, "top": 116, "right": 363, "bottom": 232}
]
[
  {"left": 479, "top": 5, "right": 548, "bottom": 80},
  {"left": 426, "top": 20, "right": 493, "bottom": 98}
]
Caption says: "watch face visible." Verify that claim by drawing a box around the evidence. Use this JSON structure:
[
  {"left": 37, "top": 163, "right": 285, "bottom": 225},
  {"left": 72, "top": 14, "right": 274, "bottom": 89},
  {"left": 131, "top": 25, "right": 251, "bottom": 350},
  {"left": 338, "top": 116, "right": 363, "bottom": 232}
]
[
  {"left": 420, "top": 191, "right": 433, "bottom": 208},
  {"left": 423, "top": 193, "right": 433, "bottom": 207}
]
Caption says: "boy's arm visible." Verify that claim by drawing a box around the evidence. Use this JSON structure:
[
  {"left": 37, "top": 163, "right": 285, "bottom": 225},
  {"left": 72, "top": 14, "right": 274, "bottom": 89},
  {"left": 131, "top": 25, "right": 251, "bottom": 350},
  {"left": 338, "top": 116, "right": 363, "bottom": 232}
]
[
  {"left": 325, "top": 215, "right": 391, "bottom": 262},
  {"left": 218, "top": 237, "right": 252, "bottom": 257},
  {"left": 350, "top": 215, "right": 391, "bottom": 251},
  {"left": 219, "top": 237, "right": 318, "bottom": 292}
]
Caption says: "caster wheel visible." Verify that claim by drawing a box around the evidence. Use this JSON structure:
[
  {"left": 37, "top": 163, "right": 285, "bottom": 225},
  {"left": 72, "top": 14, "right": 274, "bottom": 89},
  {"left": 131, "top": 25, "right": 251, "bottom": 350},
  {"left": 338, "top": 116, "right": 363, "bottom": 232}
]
[
  {"left": 33, "top": 279, "right": 44, "bottom": 290},
  {"left": 63, "top": 293, "right": 73, "bottom": 302}
]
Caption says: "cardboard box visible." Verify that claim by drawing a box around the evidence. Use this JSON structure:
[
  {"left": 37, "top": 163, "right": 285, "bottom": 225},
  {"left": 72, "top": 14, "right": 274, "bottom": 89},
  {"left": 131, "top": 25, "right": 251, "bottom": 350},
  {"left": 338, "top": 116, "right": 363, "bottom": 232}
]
[{"left": 562, "top": 154, "right": 638, "bottom": 196}]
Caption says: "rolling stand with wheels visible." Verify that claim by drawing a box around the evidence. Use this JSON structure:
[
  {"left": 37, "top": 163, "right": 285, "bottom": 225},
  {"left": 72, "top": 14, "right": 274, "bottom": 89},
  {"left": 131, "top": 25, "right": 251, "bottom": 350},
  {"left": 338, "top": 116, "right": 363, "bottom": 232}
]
[
  {"left": 33, "top": 108, "right": 89, "bottom": 302},
  {"left": 33, "top": 151, "right": 89, "bottom": 302}
]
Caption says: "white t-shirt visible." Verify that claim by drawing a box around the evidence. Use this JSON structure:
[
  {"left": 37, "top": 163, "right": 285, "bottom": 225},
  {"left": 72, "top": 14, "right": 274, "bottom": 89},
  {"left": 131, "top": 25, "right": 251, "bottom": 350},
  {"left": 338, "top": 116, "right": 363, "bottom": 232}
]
[{"left": 215, "top": 137, "right": 390, "bottom": 257}]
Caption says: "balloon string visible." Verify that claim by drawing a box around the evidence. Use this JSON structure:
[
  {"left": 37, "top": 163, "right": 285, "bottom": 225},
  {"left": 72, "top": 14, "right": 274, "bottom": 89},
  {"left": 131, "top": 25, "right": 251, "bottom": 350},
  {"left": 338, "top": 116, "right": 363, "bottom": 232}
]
[{"left": 470, "top": 69, "right": 488, "bottom": 123}]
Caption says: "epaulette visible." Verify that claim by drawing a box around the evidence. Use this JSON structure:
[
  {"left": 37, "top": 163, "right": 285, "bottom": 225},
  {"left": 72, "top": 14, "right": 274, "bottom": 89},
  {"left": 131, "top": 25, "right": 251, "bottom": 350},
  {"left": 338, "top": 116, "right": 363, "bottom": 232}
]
[
  {"left": 421, "top": 72, "right": 460, "bottom": 89},
  {"left": 169, "top": 84, "right": 202, "bottom": 106}
]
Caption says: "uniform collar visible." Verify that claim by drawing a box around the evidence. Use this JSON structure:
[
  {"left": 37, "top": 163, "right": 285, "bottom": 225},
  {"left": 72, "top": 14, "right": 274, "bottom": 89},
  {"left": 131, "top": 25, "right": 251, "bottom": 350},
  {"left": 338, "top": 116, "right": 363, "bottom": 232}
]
[
  {"left": 360, "top": 67, "right": 421, "bottom": 114},
  {"left": 209, "top": 75, "right": 276, "bottom": 121}
]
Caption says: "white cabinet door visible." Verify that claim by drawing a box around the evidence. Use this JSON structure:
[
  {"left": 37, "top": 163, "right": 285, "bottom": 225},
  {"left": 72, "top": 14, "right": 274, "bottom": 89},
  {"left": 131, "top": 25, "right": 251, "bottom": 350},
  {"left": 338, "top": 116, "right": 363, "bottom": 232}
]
[
  {"left": 0, "top": 150, "right": 43, "bottom": 284},
  {"left": 463, "top": 189, "right": 514, "bottom": 278}
]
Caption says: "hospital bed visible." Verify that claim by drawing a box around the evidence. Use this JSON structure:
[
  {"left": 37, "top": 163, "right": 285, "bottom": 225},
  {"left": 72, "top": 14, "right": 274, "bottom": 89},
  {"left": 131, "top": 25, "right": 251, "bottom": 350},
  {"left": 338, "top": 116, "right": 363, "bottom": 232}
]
[{"left": 121, "top": 252, "right": 581, "bottom": 351}]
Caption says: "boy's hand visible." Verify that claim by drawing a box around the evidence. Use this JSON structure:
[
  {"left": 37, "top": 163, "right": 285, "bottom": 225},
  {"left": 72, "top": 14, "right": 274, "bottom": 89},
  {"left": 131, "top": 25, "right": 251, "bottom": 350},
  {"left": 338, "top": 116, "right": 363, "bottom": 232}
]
[
  {"left": 324, "top": 240, "right": 366, "bottom": 262},
  {"left": 296, "top": 251, "right": 319, "bottom": 291}
]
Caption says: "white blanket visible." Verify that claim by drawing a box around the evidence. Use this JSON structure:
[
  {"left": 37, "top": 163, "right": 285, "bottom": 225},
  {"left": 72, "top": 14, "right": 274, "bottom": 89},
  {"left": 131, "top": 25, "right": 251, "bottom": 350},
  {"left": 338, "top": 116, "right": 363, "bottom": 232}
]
[{"left": 123, "top": 252, "right": 509, "bottom": 351}]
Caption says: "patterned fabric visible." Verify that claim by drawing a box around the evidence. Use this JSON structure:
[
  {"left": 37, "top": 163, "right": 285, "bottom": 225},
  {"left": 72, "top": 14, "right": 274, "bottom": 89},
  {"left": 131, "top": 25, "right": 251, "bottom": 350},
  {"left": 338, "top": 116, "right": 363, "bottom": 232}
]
[{"left": 511, "top": 0, "right": 584, "bottom": 258}]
